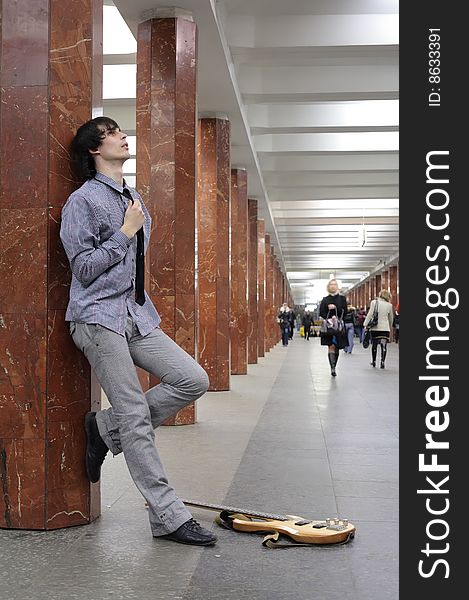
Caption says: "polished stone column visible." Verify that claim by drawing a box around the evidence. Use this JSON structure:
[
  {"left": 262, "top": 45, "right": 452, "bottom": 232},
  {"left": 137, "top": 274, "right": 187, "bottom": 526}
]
[
  {"left": 137, "top": 14, "right": 197, "bottom": 424},
  {"left": 375, "top": 274, "right": 382, "bottom": 295},
  {"left": 273, "top": 258, "right": 280, "bottom": 344},
  {"left": 230, "top": 169, "right": 248, "bottom": 375},
  {"left": 269, "top": 246, "right": 276, "bottom": 348},
  {"left": 257, "top": 220, "right": 265, "bottom": 358},
  {"left": 389, "top": 265, "right": 398, "bottom": 308},
  {"left": 264, "top": 235, "right": 272, "bottom": 352},
  {"left": 247, "top": 200, "right": 258, "bottom": 364},
  {"left": 382, "top": 270, "right": 389, "bottom": 291},
  {"left": 359, "top": 285, "right": 365, "bottom": 308},
  {"left": 196, "top": 118, "right": 231, "bottom": 391},
  {"left": 0, "top": 0, "right": 102, "bottom": 530},
  {"left": 364, "top": 281, "right": 371, "bottom": 307}
]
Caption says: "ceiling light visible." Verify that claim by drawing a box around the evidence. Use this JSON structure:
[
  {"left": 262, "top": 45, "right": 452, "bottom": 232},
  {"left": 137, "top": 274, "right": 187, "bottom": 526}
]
[{"left": 358, "top": 224, "right": 367, "bottom": 247}]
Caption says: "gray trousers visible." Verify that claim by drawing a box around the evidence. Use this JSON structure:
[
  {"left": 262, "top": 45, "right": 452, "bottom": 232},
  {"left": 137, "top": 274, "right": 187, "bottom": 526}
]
[{"left": 70, "top": 315, "right": 210, "bottom": 536}]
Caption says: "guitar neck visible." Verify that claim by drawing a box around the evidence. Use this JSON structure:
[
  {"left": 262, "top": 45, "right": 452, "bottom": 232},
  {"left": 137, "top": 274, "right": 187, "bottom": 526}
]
[{"left": 182, "top": 499, "right": 288, "bottom": 522}]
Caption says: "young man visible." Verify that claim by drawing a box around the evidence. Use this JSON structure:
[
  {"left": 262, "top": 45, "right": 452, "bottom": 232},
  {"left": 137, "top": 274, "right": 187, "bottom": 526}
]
[{"left": 60, "top": 116, "right": 216, "bottom": 546}]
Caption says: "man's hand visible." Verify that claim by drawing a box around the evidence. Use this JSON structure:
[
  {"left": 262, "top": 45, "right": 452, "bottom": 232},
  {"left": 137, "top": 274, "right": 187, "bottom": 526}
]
[
  {"left": 328, "top": 303, "right": 336, "bottom": 309},
  {"left": 121, "top": 199, "right": 145, "bottom": 239}
]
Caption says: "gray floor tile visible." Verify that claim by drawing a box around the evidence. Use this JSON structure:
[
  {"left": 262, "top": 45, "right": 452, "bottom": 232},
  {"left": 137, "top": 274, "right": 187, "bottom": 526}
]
[{"left": 0, "top": 338, "right": 399, "bottom": 600}]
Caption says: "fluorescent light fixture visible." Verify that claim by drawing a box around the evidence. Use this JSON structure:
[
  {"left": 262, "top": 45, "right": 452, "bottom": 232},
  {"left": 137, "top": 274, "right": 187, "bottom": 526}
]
[{"left": 358, "top": 225, "right": 367, "bottom": 247}]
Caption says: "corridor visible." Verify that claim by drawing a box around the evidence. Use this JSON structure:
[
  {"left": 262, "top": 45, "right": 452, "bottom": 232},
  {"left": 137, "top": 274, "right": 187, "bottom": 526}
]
[{"left": 0, "top": 335, "right": 398, "bottom": 600}]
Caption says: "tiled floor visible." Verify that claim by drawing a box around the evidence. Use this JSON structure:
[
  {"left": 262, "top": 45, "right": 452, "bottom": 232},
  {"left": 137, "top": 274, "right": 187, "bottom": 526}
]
[{"left": 0, "top": 334, "right": 399, "bottom": 600}]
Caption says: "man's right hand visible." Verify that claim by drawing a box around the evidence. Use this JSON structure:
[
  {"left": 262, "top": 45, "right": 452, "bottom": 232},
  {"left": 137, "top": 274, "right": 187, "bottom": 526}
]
[{"left": 121, "top": 199, "right": 145, "bottom": 239}]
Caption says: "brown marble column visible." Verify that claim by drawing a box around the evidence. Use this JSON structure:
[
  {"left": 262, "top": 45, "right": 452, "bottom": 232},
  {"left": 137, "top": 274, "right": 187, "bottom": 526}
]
[
  {"left": 264, "top": 235, "right": 272, "bottom": 352},
  {"left": 359, "top": 285, "right": 365, "bottom": 308},
  {"left": 268, "top": 245, "right": 278, "bottom": 349},
  {"left": 230, "top": 169, "right": 248, "bottom": 374},
  {"left": 137, "top": 14, "right": 197, "bottom": 424},
  {"left": 389, "top": 265, "right": 398, "bottom": 308},
  {"left": 0, "top": 0, "right": 102, "bottom": 530},
  {"left": 375, "top": 274, "right": 382, "bottom": 295},
  {"left": 196, "top": 118, "right": 231, "bottom": 391},
  {"left": 274, "top": 259, "right": 281, "bottom": 344},
  {"left": 257, "top": 220, "right": 265, "bottom": 358},
  {"left": 247, "top": 199, "right": 258, "bottom": 364},
  {"left": 364, "top": 281, "right": 370, "bottom": 307},
  {"left": 382, "top": 270, "right": 389, "bottom": 291}
]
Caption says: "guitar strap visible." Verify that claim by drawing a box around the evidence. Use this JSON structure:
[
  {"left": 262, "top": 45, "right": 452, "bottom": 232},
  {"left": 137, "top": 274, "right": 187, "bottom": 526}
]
[{"left": 261, "top": 530, "right": 355, "bottom": 549}]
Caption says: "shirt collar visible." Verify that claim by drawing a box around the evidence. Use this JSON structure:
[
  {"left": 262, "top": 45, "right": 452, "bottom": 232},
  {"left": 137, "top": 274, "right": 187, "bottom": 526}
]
[{"left": 94, "top": 171, "right": 128, "bottom": 194}]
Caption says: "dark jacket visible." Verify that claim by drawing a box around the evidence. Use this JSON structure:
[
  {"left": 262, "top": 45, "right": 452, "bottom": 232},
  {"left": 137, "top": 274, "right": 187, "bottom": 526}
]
[
  {"left": 319, "top": 294, "right": 347, "bottom": 320},
  {"left": 302, "top": 313, "right": 313, "bottom": 328},
  {"left": 343, "top": 307, "right": 357, "bottom": 325},
  {"left": 277, "top": 309, "right": 291, "bottom": 329}
]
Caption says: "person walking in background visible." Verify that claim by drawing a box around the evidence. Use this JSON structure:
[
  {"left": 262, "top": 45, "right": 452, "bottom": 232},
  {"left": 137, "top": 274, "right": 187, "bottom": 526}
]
[
  {"left": 343, "top": 302, "right": 357, "bottom": 354},
  {"left": 355, "top": 306, "right": 366, "bottom": 343},
  {"left": 363, "top": 289, "right": 394, "bottom": 368},
  {"left": 302, "top": 309, "right": 313, "bottom": 340},
  {"left": 278, "top": 302, "right": 292, "bottom": 346},
  {"left": 288, "top": 308, "right": 296, "bottom": 340},
  {"left": 319, "top": 279, "right": 347, "bottom": 376},
  {"left": 393, "top": 303, "right": 400, "bottom": 344}
]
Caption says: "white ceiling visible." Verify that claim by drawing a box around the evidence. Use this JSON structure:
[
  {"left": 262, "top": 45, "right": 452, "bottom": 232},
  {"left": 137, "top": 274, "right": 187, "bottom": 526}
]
[{"left": 106, "top": 0, "right": 399, "bottom": 305}]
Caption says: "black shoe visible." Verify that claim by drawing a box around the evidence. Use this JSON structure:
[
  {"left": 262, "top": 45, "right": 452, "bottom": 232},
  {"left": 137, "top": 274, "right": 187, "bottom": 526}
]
[
  {"left": 331, "top": 368, "right": 337, "bottom": 377},
  {"left": 380, "top": 361, "right": 385, "bottom": 369},
  {"left": 159, "top": 518, "right": 218, "bottom": 546},
  {"left": 371, "top": 361, "right": 376, "bottom": 368},
  {"left": 84, "top": 412, "right": 109, "bottom": 483}
]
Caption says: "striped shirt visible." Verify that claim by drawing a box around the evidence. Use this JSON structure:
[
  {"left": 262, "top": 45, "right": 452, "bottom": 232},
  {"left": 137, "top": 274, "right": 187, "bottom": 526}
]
[{"left": 60, "top": 172, "right": 161, "bottom": 336}]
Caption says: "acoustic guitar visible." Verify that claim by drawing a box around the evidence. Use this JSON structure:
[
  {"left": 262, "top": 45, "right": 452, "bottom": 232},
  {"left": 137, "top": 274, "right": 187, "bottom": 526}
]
[{"left": 182, "top": 499, "right": 356, "bottom": 547}]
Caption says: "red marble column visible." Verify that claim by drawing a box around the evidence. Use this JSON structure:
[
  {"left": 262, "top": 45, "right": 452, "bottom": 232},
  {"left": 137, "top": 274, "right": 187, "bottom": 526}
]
[
  {"left": 375, "top": 274, "right": 382, "bottom": 295},
  {"left": 274, "top": 259, "right": 281, "bottom": 344},
  {"left": 268, "top": 245, "right": 278, "bottom": 349},
  {"left": 137, "top": 16, "right": 197, "bottom": 424},
  {"left": 0, "top": 0, "right": 102, "bottom": 530},
  {"left": 264, "top": 235, "right": 272, "bottom": 352},
  {"left": 364, "top": 281, "right": 370, "bottom": 307},
  {"left": 382, "top": 270, "right": 389, "bottom": 291},
  {"left": 257, "top": 220, "right": 265, "bottom": 358},
  {"left": 360, "top": 285, "right": 365, "bottom": 308},
  {"left": 389, "top": 265, "right": 398, "bottom": 308},
  {"left": 230, "top": 169, "right": 248, "bottom": 375},
  {"left": 247, "top": 200, "right": 258, "bottom": 364},
  {"left": 196, "top": 118, "right": 231, "bottom": 391}
]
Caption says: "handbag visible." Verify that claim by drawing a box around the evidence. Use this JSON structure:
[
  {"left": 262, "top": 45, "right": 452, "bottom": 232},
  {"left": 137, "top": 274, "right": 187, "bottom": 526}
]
[
  {"left": 320, "top": 307, "right": 345, "bottom": 337},
  {"left": 367, "top": 299, "right": 379, "bottom": 329},
  {"left": 362, "top": 329, "right": 371, "bottom": 349}
]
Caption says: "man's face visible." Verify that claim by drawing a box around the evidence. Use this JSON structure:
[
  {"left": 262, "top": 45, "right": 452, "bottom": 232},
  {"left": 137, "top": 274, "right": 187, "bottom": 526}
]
[{"left": 92, "top": 126, "right": 130, "bottom": 162}]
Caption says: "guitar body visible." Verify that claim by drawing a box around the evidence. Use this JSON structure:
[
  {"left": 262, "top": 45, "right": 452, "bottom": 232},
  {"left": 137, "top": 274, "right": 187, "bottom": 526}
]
[
  {"left": 181, "top": 500, "right": 356, "bottom": 546},
  {"left": 223, "top": 512, "right": 356, "bottom": 545}
]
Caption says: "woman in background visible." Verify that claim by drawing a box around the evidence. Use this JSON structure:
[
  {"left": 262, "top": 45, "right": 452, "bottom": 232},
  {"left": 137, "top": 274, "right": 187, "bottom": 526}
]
[
  {"left": 319, "top": 279, "right": 347, "bottom": 376},
  {"left": 343, "top": 302, "right": 357, "bottom": 354},
  {"left": 363, "top": 289, "right": 394, "bottom": 368},
  {"left": 278, "top": 302, "right": 293, "bottom": 347},
  {"left": 393, "top": 303, "right": 400, "bottom": 344}
]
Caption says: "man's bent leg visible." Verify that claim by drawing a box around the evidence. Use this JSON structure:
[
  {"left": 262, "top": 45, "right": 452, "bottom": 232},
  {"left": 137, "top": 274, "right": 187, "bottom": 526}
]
[
  {"left": 129, "top": 326, "right": 210, "bottom": 428},
  {"left": 77, "top": 323, "right": 192, "bottom": 536}
]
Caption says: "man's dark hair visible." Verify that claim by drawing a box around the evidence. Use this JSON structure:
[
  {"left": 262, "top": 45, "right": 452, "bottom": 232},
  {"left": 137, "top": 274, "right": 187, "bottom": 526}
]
[{"left": 70, "top": 116, "right": 120, "bottom": 180}]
